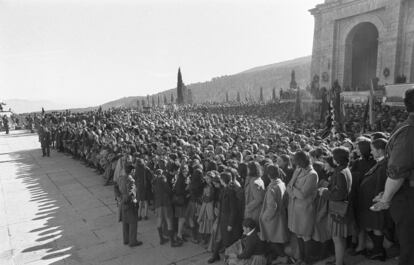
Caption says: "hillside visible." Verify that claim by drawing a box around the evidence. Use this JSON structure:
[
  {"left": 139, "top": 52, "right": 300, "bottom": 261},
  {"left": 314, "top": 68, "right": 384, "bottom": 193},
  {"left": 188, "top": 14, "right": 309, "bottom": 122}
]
[
  {"left": 3, "top": 99, "right": 63, "bottom": 114},
  {"left": 100, "top": 55, "right": 311, "bottom": 109}
]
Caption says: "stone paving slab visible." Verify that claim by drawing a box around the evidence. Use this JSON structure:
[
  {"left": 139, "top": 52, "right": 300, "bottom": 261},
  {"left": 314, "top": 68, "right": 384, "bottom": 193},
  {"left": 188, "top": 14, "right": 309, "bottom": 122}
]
[
  {"left": 0, "top": 131, "right": 220, "bottom": 265},
  {"left": 0, "top": 131, "right": 399, "bottom": 265}
]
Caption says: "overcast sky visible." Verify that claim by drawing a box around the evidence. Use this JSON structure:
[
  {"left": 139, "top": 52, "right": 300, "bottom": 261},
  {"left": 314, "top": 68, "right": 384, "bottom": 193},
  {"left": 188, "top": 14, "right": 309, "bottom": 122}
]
[{"left": 0, "top": 0, "right": 322, "bottom": 108}]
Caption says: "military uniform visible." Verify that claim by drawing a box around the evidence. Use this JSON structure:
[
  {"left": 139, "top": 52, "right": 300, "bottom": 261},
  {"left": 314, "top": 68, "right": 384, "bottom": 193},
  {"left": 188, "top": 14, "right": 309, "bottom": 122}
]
[{"left": 386, "top": 113, "right": 414, "bottom": 265}]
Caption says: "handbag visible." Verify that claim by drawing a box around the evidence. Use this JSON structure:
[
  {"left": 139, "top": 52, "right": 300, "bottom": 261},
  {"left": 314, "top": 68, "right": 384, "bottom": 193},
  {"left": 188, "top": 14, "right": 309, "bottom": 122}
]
[
  {"left": 328, "top": 200, "right": 349, "bottom": 218},
  {"left": 172, "top": 195, "right": 185, "bottom": 206},
  {"left": 328, "top": 168, "right": 351, "bottom": 219}
]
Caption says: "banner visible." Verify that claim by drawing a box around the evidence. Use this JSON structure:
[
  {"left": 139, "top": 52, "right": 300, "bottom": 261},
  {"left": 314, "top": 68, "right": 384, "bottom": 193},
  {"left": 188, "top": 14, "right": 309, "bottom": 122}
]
[{"left": 384, "top": 84, "right": 414, "bottom": 106}]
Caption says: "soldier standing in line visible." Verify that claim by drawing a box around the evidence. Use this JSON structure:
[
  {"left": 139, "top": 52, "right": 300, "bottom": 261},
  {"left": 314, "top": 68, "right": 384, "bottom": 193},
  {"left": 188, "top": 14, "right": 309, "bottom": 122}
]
[{"left": 41, "top": 126, "right": 51, "bottom": 157}]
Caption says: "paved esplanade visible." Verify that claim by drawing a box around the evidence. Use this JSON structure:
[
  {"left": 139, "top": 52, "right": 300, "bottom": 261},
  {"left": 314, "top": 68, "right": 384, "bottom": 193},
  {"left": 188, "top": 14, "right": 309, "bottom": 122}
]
[{"left": 0, "top": 131, "right": 212, "bottom": 265}]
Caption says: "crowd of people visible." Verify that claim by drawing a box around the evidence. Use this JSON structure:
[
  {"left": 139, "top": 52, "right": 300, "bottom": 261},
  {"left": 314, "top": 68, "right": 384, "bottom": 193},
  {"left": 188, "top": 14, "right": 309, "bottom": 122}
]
[{"left": 32, "top": 88, "right": 414, "bottom": 265}]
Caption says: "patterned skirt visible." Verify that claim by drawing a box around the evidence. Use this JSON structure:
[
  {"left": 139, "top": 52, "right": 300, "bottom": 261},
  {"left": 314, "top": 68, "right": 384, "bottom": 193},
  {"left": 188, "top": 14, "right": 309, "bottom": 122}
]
[
  {"left": 328, "top": 214, "right": 352, "bottom": 238},
  {"left": 197, "top": 202, "right": 215, "bottom": 234}
]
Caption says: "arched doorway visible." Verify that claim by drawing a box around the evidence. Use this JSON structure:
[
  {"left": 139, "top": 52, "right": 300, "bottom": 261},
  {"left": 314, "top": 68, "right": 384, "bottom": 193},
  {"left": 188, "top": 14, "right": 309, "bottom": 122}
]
[
  {"left": 344, "top": 22, "right": 379, "bottom": 90},
  {"left": 411, "top": 44, "right": 414, "bottom": 83}
]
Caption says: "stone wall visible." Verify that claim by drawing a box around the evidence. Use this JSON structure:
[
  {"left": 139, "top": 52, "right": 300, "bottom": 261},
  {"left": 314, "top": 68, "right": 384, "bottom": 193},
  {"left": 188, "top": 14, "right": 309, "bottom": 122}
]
[{"left": 310, "top": 0, "right": 414, "bottom": 89}]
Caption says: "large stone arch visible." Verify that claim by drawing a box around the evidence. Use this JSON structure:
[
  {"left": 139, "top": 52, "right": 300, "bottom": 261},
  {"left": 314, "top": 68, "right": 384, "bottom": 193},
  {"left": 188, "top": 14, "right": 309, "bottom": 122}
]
[
  {"left": 340, "top": 14, "right": 385, "bottom": 89},
  {"left": 408, "top": 14, "right": 414, "bottom": 82}
]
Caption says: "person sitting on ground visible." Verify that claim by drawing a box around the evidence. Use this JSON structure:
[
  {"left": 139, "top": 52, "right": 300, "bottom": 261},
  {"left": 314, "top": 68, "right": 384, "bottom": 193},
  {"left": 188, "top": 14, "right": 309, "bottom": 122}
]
[{"left": 225, "top": 218, "right": 267, "bottom": 265}]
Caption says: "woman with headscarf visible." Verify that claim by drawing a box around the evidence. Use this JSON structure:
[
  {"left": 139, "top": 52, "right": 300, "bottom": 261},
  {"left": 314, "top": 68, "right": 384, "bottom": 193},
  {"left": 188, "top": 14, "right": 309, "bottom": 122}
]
[
  {"left": 287, "top": 151, "right": 318, "bottom": 265},
  {"left": 197, "top": 171, "right": 217, "bottom": 245},
  {"left": 244, "top": 161, "right": 266, "bottom": 223},
  {"left": 319, "top": 147, "right": 354, "bottom": 265},
  {"left": 258, "top": 164, "right": 289, "bottom": 263}
]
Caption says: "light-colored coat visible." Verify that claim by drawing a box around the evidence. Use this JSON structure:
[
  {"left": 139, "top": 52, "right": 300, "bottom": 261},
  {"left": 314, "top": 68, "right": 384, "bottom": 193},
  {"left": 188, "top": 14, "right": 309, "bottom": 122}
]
[
  {"left": 259, "top": 179, "right": 289, "bottom": 243},
  {"left": 287, "top": 166, "right": 318, "bottom": 238},
  {"left": 244, "top": 177, "right": 266, "bottom": 222}
]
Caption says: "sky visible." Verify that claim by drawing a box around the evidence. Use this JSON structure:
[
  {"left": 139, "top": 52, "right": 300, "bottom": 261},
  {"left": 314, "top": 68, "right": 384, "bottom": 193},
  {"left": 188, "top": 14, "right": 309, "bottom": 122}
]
[{"left": 0, "top": 0, "right": 322, "bottom": 108}]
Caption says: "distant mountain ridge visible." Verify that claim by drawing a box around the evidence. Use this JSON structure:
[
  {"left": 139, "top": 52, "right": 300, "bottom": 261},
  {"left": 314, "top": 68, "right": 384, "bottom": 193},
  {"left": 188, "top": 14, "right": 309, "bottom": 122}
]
[
  {"left": 3, "top": 99, "right": 63, "bottom": 114},
  {"left": 6, "top": 55, "right": 312, "bottom": 113},
  {"left": 100, "top": 55, "right": 311, "bottom": 109},
  {"left": 239, "top": 56, "right": 311, "bottom": 74}
]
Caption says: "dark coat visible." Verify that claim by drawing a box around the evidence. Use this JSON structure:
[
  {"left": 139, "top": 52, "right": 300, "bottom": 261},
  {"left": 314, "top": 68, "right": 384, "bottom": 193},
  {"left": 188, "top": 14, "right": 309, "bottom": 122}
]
[
  {"left": 350, "top": 157, "right": 376, "bottom": 215},
  {"left": 281, "top": 166, "right": 294, "bottom": 184},
  {"left": 134, "top": 163, "right": 153, "bottom": 201},
  {"left": 313, "top": 162, "right": 328, "bottom": 182},
  {"left": 358, "top": 158, "right": 388, "bottom": 230},
  {"left": 41, "top": 130, "right": 52, "bottom": 146},
  {"left": 237, "top": 231, "right": 266, "bottom": 259},
  {"left": 189, "top": 169, "right": 204, "bottom": 202},
  {"left": 116, "top": 174, "right": 138, "bottom": 224},
  {"left": 153, "top": 175, "right": 172, "bottom": 208},
  {"left": 173, "top": 173, "right": 189, "bottom": 206},
  {"left": 322, "top": 166, "right": 353, "bottom": 224},
  {"left": 219, "top": 185, "right": 242, "bottom": 247}
]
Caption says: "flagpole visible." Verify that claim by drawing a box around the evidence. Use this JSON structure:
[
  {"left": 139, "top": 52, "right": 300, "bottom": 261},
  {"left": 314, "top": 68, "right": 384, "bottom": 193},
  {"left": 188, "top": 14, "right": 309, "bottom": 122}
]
[{"left": 369, "top": 79, "right": 374, "bottom": 129}]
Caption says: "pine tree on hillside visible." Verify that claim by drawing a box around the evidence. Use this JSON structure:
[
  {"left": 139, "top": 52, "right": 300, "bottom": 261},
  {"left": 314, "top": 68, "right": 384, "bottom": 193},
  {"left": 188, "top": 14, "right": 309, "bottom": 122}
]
[
  {"left": 136, "top": 100, "right": 140, "bottom": 109},
  {"left": 187, "top": 88, "right": 193, "bottom": 104},
  {"left": 226, "top": 92, "right": 229, "bottom": 102},
  {"left": 164, "top": 94, "right": 167, "bottom": 105},
  {"left": 237, "top": 91, "right": 241, "bottom": 102},
  {"left": 259, "top": 87, "right": 264, "bottom": 102},
  {"left": 272, "top": 87, "right": 276, "bottom": 101},
  {"left": 290, "top": 70, "right": 298, "bottom": 89},
  {"left": 171, "top": 93, "right": 174, "bottom": 104},
  {"left": 141, "top": 99, "right": 146, "bottom": 107},
  {"left": 147, "top": 95, "right": 150, "bottom": 105},
  {"left": 157, "top": 95, "right": 160, "bottom": 106},
  {"left": 152, "top": 96, "right": 155, "bottom": 107},
  {"left": 177, "top": 68, "right": 185, "bottom": 104}
]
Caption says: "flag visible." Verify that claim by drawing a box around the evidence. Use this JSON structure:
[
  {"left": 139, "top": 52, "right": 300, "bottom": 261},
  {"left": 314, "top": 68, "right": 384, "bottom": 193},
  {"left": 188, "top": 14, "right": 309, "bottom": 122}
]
[
  {"left": 362, "top": 100, "right": 369, "bottom": 133},
  {"left": 321, "top": 99, "right": 335, "bottom": 139},
  {"left": 369, "top": 79, "right": 375, "bottom": 127},
  {"left": 295, "top": 88, "right": 302, "bottom": 118}
]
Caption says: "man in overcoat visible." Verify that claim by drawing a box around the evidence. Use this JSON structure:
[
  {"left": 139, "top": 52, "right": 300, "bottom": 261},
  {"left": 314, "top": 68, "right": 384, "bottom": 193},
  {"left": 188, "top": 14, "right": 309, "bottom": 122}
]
[
  {"left": 115, "top": 164, "right": 142, "bottom": 247},
  {"left": 372, "top": 88, "right": 414, "bottom": 265}
]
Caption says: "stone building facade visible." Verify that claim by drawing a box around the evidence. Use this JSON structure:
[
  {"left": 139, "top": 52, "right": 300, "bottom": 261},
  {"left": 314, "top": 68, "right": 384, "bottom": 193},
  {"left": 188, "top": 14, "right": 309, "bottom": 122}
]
[{"left": 310, "top": 0, "right": 414, "bottom": 91}]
